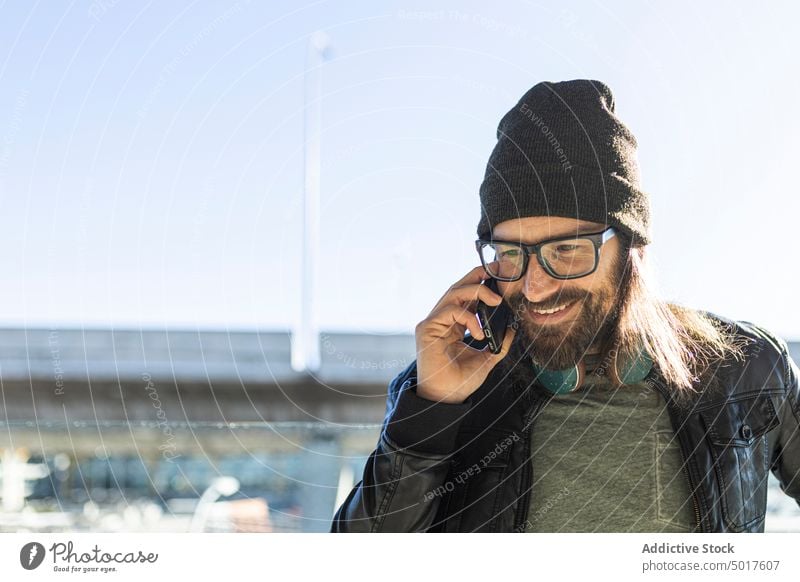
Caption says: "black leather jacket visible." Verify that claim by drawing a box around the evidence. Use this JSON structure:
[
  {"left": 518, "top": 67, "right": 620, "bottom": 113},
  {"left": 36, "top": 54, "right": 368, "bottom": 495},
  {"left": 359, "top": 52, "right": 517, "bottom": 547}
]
[{"left": 331, "top": 313, "right": 800, "bottom": 532}]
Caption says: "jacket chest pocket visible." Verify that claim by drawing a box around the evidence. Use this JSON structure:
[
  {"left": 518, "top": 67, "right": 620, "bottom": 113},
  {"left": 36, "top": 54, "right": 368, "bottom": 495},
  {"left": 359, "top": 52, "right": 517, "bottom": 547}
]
[
  {"left": 437, "top": 427, "right": 518, "bottom": 532},
  {"left": 699, "top": 393, "right": 781, "bottom": 531}
]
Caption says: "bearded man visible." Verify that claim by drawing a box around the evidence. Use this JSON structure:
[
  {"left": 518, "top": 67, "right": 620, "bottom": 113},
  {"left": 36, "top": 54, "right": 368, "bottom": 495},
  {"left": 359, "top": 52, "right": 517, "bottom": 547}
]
[{"left": 331, "top": 80, "right": 800, "bottom": 533}]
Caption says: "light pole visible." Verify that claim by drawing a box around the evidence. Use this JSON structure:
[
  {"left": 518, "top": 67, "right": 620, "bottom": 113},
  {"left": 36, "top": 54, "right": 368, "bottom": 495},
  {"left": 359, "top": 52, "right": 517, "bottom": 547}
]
[{"left": 291, "top": 31, "right": 332, "bottom": 374}]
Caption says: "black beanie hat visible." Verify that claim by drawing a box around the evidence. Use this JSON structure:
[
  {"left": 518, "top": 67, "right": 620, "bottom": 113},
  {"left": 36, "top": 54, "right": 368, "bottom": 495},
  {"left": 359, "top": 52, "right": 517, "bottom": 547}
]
[{"left": 477, "top": 79, "right": 651, "bottom": 246}]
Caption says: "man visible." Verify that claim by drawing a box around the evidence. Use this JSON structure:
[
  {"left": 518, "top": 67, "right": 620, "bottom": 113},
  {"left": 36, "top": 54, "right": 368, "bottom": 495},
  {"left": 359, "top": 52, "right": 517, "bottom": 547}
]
[{"left": 330, "top": 79, "right": 800, "bottom": 533}]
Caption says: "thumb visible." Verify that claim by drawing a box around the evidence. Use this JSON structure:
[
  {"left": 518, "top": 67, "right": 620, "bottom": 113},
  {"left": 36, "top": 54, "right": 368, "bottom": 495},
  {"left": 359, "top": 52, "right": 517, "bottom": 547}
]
[{"left": 493, "top": 323, "right": 517, "bottom": 359}]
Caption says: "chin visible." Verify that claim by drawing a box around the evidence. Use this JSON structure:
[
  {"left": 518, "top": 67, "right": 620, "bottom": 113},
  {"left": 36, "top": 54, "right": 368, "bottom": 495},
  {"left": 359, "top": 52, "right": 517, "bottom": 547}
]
[{"left": 518, "top": 323, "right": 595, "bottom": 370}]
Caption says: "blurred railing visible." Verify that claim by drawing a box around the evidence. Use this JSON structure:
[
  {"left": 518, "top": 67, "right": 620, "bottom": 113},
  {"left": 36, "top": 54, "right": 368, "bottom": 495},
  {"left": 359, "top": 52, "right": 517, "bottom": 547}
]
[
  {"left": 0, "top": 420, "right": 381, "bottom": 533},
  {"left": 1, "top": 420, "right": 798, "bottom": 533}
]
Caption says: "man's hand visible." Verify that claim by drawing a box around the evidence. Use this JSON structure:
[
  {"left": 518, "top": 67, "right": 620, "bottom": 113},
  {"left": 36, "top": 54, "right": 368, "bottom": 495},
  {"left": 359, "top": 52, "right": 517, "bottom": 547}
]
[{"left": 414, "top": 264, "right": 516, "bottom": 404}]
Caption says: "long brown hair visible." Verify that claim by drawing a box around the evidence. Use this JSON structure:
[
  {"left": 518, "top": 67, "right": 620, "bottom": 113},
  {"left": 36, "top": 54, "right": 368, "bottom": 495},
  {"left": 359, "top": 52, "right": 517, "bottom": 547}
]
[{"left": 596, "top": 235, "right": 749, "bottom": 404}]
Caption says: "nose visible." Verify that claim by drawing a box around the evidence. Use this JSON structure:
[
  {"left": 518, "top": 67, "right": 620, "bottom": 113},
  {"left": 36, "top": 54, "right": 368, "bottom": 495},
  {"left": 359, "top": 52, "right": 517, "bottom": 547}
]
[{"left": 521, "top": 256, "right": 561, "bottom": 303}]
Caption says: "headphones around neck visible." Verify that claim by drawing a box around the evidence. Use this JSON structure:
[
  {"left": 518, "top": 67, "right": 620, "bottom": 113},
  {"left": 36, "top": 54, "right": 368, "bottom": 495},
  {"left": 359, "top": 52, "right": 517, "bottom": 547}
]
[{"left": 532, "top": 346, "right": 654, "bottom": 395}]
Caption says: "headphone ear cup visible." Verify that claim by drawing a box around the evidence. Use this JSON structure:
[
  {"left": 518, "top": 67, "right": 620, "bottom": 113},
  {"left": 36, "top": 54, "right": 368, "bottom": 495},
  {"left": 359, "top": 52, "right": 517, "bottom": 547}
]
[
  {"left": 613, "top": 346, "right": 654, "bottom": 384},
  {"left": 533, "top": 360, "right": 587, "bottom": 394}
]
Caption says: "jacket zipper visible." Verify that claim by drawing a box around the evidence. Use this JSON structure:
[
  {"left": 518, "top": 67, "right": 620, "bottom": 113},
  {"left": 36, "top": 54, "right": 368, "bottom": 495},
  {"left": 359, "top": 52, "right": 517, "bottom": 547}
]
[
  {"left": 651, "top": 378, "right": 709, "bottom": 533},
  {"left": 513, "top": 397, "right": 546, "bottom": 532}
]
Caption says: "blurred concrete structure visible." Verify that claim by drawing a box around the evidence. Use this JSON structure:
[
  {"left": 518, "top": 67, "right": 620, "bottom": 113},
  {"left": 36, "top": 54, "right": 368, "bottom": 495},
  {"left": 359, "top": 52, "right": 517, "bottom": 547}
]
[
  {"left": 0, "top": 327, "right": 414, "bottom": 426},
  {"left": 0, "top": 327, "right": 414, "bottom": 531}
]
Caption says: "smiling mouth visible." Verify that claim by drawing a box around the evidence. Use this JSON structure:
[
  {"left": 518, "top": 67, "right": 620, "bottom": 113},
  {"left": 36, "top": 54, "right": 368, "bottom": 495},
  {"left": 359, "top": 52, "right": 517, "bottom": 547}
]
[{"left": 530, "top": 300, "right": 576, "bottom": 315}]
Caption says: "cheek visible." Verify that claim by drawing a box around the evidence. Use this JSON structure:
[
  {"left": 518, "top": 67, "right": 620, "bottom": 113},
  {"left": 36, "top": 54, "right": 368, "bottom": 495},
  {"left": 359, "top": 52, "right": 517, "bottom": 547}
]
[
  {"left": 581, "top": 276, "right": 603, "bottom": 292},
  {"left": 582, "top": 260, "right": 617, "bottom": 290}
]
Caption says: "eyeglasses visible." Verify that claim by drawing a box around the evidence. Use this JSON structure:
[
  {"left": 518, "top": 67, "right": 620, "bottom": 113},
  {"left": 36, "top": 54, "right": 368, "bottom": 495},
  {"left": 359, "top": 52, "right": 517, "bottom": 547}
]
[{"left": 475, "top": 227, "right": 617, "bottom": 281}]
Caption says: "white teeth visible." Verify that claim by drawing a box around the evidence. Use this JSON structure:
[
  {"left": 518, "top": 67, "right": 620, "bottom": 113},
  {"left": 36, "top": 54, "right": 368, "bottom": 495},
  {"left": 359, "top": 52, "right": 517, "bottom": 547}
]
[{"left": 532, "top": 302, "right": 571, "bottom": 315}]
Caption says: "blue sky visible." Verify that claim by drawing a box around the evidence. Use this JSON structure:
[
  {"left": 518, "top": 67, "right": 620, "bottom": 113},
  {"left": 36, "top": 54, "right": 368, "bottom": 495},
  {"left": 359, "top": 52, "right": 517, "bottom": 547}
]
[{"left": 0, "top": 0, "right": 798, "bottom": 339}]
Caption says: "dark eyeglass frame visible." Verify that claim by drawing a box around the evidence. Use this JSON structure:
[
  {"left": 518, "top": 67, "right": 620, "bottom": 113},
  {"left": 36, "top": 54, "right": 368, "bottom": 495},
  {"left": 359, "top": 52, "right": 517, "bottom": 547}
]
[{"left": 475, "top": 226, "right": 617, "bottom": 281}]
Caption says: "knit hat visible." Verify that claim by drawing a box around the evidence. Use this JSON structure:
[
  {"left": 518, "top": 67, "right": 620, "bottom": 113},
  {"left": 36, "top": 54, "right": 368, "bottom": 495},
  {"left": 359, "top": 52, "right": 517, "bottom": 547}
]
[{"left": 477, "top": 79, "right": 651, "bottom": 246}]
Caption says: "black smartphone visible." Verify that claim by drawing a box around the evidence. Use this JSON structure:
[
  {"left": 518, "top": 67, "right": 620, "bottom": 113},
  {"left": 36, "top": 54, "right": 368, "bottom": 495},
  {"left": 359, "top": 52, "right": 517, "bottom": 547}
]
[{"left": 474, "top": 277, "right": 513, "bottom": 354}]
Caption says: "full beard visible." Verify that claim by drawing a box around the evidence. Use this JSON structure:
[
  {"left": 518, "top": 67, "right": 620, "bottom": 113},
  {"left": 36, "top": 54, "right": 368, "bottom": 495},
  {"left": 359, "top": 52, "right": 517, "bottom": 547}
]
[{"left": 502, "top": 284, "right": 619, "bottom": 374}]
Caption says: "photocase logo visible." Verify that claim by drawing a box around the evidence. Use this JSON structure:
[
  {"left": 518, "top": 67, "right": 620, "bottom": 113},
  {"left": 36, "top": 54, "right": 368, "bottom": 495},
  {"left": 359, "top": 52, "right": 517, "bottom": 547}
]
[{"left": 20, "top": 542, "right": 46, "bottom": 570}]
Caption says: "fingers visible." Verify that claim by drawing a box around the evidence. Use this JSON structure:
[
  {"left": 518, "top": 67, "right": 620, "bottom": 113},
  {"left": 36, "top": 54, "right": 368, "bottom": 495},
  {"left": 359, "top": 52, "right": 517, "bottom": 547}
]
[
  {"left": 419, "top": 263, "right": 508, "bottom": 351},
  {"left": 453, "top": 264, "right": 494, "bottom": 287},
  {"left": 423, "top": 303, "right": 485, "bottom": 342},
  {"left": 431, "top": 275, "right": 503, "bottom": 315},
  {"left": 431, "top": 264, "right": 495, "bottom": 309},
  {"left": 468, "top": 319, "right": 517, "bottom": 375}
]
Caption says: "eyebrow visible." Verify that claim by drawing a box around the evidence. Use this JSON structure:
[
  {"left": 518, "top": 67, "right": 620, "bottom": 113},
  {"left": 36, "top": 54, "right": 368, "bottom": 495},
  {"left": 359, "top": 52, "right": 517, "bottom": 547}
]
[{"left": 492, "top": 225, "right": 605, "bottom": 245}]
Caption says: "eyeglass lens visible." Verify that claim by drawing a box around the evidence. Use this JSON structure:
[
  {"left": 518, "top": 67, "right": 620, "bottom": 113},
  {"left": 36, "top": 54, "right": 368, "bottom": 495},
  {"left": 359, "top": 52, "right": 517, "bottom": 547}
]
[{"left": 479, "top": 238, "right": 597, "bottom": 280}]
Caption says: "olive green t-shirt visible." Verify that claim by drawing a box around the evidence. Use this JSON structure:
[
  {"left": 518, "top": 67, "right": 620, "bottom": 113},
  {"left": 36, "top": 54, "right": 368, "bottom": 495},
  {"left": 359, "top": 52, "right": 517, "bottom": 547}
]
[{"left": 524, "top": 355, "right": 697, "bottom": 532}]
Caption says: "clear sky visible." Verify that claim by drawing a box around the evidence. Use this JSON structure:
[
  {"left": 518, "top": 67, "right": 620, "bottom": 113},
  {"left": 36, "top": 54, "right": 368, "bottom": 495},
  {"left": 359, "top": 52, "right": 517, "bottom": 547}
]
[{"left": 1, "top": 0, "right": 798, "bottom": 340}]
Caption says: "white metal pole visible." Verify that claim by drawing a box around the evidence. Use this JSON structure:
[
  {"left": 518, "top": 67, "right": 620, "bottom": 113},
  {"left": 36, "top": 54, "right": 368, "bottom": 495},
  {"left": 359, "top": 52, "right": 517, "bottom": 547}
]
[{"left": 292, "top": 31, "right": 330, "bottom": 373}]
